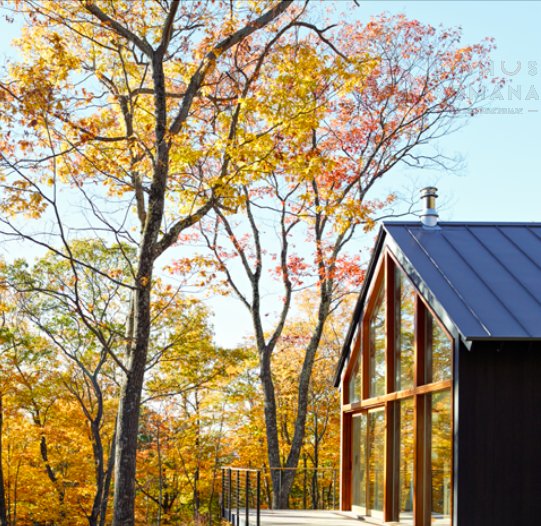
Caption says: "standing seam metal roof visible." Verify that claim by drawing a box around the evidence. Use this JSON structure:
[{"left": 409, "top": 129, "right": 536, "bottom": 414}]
[{"left": 384, "top": 222, "right": 541, "bottom": 340}]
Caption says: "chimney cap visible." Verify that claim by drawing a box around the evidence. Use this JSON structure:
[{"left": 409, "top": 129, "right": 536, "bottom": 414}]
[
  {"left": 420, "top": 186, "right": 439, "bottom": 228},
  {"left": 420, "top": 186, "right": 438, "bottom": 198}
]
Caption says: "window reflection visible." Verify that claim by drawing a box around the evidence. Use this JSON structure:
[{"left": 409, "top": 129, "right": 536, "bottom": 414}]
[
  {"left": 369, "top": 290, "right": 386, "bottom": 397},
  {"left": 368, "top": 409, "right": 385, "bottom": 518},
  {"left": 430, "top": 390, "right": 452, "bottom": 526},
  {"left": 352, "top": 414, "right": 367, "bottom": 511},
  {"left": 399, "top": 398, "right": 414, "bottom": 524},
  {"left": 427, "top": 313, "right": 453, "bottom": 383},
  {"left": 396, "top": 269, "right": 415, "bottom": 391},
  {"left": 347, "top": 258, "right": 454, "bottom": 525},
  {"left": 349, "top": 342, "right": 362, "bottom": 404}
]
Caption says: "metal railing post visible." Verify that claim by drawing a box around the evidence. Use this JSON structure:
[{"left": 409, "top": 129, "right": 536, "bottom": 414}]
[
  {"left": 245, "top": 470, "right": 250, "bottom": 526},
  {"left": 236, "top": 469, "right": 240, "bottom": 526},
  {"left": 228, "top": 468, "right": 232, "bottom": 522},
  {"left": 221, "top": 468, "right": 225, "bottom": 519},
  {"left": 279, "top": 469, "right": 283, "bottom": 506},
  {"left": 332, "top": 469, "right": 337, "bottom": 510},
  {"left": 256, "top": 470, "right": 261, "bottom": 526},
  {"left": 222, "top": 467, "right": 344, "bottom": 523},
  {"left": 303, "top": 456, "right": 307, "bottom": 509}
]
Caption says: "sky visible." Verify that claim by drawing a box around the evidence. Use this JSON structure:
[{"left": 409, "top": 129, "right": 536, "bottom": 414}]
[
  {"left": 1, "top": 2, "right": 540, "bottom": 347},
  {"left": 353, "top": 1, "right": 541, "bottom": 222}
]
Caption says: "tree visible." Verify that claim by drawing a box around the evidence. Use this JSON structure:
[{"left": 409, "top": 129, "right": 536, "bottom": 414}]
[
  {"left": 0, "top": 1, "right": 343, "bottom": 523},
  {"left": 182, "top": 14, "right": 493, "bottom": 506},
  {"left": 0, "top": 244, "right": 224, "bottom": 524},
  {"left": 3, "top": 241, "right": 130, "bottom": 525}
]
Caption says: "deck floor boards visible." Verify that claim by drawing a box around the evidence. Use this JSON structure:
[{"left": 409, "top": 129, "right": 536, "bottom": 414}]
[{"left": 255, "top": 510, "right": 360, "bottom": 525}]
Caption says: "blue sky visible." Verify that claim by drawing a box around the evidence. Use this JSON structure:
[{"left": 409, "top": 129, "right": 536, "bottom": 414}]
[{"left": 351, "top": 1, "right": 541, "bottom": 222}]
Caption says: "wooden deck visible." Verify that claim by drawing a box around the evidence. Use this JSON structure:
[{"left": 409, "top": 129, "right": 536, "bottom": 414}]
[{"left": 256, "top": 510, "right": 360, "bottom": 525}]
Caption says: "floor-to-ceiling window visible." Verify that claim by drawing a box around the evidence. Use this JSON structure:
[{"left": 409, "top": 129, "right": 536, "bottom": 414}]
[
  {"left": 344, "top": 251, "right": 453, "bottom": 525},
  {"left": 399, "top": 397, "right": 415, "bottom": 524},
  {"left": 429, "top": 390, "right": 452, "bottom": 526},
  {"left": 367, "top": 409, "right": 385, "bottom": 519}
]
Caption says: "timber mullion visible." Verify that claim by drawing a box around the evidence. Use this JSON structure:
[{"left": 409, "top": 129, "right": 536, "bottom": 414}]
[
  {"left": 343, "top": 380, "right": 453, "bottom": 412},
  {"left": 414, "top": 394, "right": 424, "bottom": 526},
  {"left": 415, "top": 290, "right": 426, "bottom": 526},
  {"left": 385, "top": 252, "right": 395, "bottom": 395},
  {"left": 341, "top": 411, "right": 352, "bottom": 510},
  {"left": 415, "top": 297, "right": 426, "bottom": 388}
]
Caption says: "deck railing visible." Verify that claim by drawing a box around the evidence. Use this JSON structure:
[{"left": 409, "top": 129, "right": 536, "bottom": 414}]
[
  {"left": 221, "top": 466, "right": 338, "bottom": 525},
  {"left": 221, "top": 467, "right": 261, "bottom": 526}
]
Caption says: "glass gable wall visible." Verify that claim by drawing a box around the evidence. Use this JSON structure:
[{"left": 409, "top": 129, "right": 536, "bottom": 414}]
[{"left": 345, "top": 252, "right": 454, "bottom": 525}]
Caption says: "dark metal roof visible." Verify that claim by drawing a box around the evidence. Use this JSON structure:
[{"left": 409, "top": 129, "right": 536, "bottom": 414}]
[
  {"left": 386, "top": 222, "right": 541, "bottom": 340},
  {"left": 334, "top": 221, "right": 541, "bottom": 387}
]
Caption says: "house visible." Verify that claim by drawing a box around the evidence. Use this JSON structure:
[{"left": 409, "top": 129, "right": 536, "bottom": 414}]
[{"left": 333, "top": 188, "right": 541, "bottom": 526}]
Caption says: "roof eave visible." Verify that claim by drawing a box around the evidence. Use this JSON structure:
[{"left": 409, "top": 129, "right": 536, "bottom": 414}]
[{"left": 466, "top": 336, "right": 541, "bottom": 342}]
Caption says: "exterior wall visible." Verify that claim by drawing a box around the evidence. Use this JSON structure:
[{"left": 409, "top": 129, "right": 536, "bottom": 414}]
[{"left": 456, "top": 341, "right": 541, "bottom": 526}]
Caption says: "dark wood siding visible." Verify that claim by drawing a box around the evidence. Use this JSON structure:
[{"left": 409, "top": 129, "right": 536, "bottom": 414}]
[{"left": 456, "top": 341, "right": 541, "bottom": 526}]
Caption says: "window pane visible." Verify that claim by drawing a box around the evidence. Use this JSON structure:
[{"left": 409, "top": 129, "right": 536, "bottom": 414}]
[
  {"left": 396, "top": 269, "right": 415, "bottom": 391},
  {"left": 349, "top": 337, "right": 362, "bottom": 403},
  {"left": 399, "top": 398, "right": 414, "bottom": 524},
  {"left": 369, "top": 290, "right": 386, "bottom": 397},
  {"left": 352, "top": 414, "right": 367, "bottom": 510},
  {"left": 368, "top": 409, "right": 385, "bottom": 518},
  {"left": 430, "top": 390, "right": 452, "bottom": 526},
  {"left": 349, "top": 361, "right": 361, "bottom": 403},
  {"left": 427, "top": 313, "right": 453, "bottom": 383}
]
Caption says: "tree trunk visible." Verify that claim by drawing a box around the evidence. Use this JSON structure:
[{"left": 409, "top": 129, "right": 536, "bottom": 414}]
[
  {"left": 156, "top": 423, "right": 162, "bottom": 526},
  {"left": 111, "top": 304, "right": 151, "bottom": 526},
  {"left": 0, "top": 395, "right": 8, "bottom": 526},
  {"left": 111, "top": 48, "right": 169, "bottom": 526},
  {"left": 259, "top": 350, "right": 284, "bottom": 508},
  {"left": 39, "top": 432, "right": 66, "bottom": 521},
  {"left": 99, "top": 435, "right": 116, "bottom": 526},
  {"left": 262, "top": 294, "right": 332, "bottom": 509},
  {"left": 193, "top": 390, "right": 201, "bottom": 521},
  {"left": 87, "top": 382, "right": 106, "bottom": 526},
  {"left": 111, "top": 215, "right": 162, "bottom": 526}
]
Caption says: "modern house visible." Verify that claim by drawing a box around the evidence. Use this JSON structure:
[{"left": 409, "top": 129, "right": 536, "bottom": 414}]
[{"left": 334, "top": 188, "right": 541, "bottom": 526}]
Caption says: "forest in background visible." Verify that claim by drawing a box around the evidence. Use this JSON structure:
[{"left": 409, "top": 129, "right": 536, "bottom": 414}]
[{"left": 0, "top": 265, "right": 344, "bottom": 524}]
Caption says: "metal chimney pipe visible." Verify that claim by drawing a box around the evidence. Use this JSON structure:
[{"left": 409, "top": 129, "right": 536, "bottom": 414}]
[{"left": 420, "top": 186, "right": 439, "bottom": 228}]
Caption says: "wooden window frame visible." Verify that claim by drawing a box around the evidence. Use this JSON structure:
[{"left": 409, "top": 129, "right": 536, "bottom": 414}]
[{"left": 342, "top": 249, "right": 455, "bottom": 526}]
